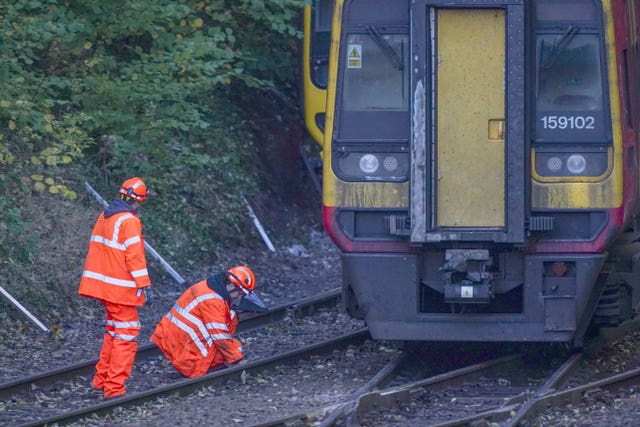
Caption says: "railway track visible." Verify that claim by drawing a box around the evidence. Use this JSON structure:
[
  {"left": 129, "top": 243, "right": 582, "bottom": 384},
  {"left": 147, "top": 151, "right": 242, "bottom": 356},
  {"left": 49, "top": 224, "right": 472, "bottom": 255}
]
[
  {"left": 5, "top": 289, "right": 640, "bottom": 426},
  {"left": 323, "top": 324, "right": 640, "bottom": 426},
  {"left": 223, "top": 321, "right": 640, "bottom": 426},
  {"left": 1, "top": 288, "right": 347, "bottom": 426},
  {"left": 15, "top": 329, "right": 372, "bottom": 427},
  {"left": 244, "top": 345, "right": 640, "bottom": 427}
]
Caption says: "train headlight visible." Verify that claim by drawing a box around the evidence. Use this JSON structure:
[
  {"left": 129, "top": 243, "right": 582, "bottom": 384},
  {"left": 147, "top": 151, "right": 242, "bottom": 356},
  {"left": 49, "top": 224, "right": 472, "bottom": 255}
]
[
  {"left": 383, "top": 156, "right": 399, "bottom": 172},
  {"left": 534, "top": 147, "right": 609, "bottom": 178},
  {"left": 566, "top": 154, "right": 587, "bottom": 174},
  {"left": 359, "top": 154, "right": 379, "bottom": 173},
  {"left": 546, "top": 156, "right": 563, "bottom": 172},
  {"left": 333, "top": 146, "right": 409, "bottom": 182}
]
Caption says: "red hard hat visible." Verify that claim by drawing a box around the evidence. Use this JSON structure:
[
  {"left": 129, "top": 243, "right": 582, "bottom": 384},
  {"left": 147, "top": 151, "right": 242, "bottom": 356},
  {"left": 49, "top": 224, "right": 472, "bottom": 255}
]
[
  {"left": 119, "top": 177, "right": 147, "bottom": 202},
  {"left": 226, "top": 265, "right": 256, "bottom": 294}
]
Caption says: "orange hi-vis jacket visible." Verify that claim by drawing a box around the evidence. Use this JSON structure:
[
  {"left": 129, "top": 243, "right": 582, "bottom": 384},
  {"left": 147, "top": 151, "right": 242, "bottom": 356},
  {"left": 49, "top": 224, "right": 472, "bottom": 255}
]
[
  {"left": 79, "top": 201, "right": 150, "bottom": 306},
  {"left": 151, "top": 278, "right": 244, "bottom": 378}
]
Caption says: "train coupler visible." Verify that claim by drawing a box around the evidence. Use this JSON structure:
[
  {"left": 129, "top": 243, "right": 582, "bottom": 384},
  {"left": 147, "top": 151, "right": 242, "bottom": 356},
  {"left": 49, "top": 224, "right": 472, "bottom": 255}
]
[
  {"left": 444, "top": 282, "right": 493, "bottom": 303},
  {"left": 441, "top": 249, "right": 494, "bottom": 303}
]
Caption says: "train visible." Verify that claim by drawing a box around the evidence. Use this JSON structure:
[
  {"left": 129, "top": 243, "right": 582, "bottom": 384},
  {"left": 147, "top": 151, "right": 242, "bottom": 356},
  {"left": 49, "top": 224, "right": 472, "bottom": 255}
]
[{"left": 302, "top": 0, "right": 640, "bottom": 347}]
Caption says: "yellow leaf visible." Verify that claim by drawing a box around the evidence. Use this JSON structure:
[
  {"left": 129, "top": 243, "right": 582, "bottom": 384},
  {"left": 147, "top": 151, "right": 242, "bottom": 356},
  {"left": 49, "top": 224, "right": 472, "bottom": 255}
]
[
  {"left": 45, "top": 177, "right": 54, "bottom": 185},
  {"left": 45, "top": 124, "right": 53, "bottom": 133},
  {"left": 8, "top": 120, "right": 15, "bottom": 130},
  {"left": 193, "top": 18, "right": 203, "bottom": 28},
  {"left": 84, "top": 41, "right": 92, "bottom": 49},
  {"left": 0, "top": 100, "right": 10, "bottom": 108},
  {"left": 44, "top": 114, "right": 54, "bottom": 123},
  {"left": 176, "top": 34, "right": 183, "bottom": 40},
  {"left": 49, "top": 185, "right": 60, "bottom": 194},
  {"left": 34, "top": 182, "right": 46, "bottom": 192},
  {"left": 65, "top": 190, "right": 77, "bottom": 201},
  {"left": 31, "top": 174, "right": 43, "bottom": 181},
  {"left": 31, "top": 156, "right": 42, "bottom": 165},
  {"left": 62, "top": 155, "right": 72, "bottom": 164}
]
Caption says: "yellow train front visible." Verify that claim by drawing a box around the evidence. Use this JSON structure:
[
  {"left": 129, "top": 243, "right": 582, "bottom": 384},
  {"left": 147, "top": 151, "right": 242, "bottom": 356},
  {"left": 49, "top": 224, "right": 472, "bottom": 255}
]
[{"left": 320, "top": 0, "right": 640, "bottom": 346}]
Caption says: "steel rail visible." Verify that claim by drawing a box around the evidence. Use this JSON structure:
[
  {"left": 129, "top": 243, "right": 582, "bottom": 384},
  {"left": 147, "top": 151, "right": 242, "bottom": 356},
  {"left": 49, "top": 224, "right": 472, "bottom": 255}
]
[
  {"left": 242, "top": 354, "right": 523, "bottom": 427},
  {"left": 417, "top": 352, "right": 582, "bottom": 427},
  {"left": 426, "top": 321, "right": 640, "bottom": 426},
  {"left": 512, "top": 365, "right": 640, "bottom": 425},
  {"left": 0, "top": 288, "right": 341, "bottom": 400},
  {"left": 346, "top": 322, "right": 640, "bottom": 427},
  {"left": 350, "top": 353, "right": 525, "bottom": 426},
  {"left": 16, "top": 328, "right": 371, "bottom": 427}
]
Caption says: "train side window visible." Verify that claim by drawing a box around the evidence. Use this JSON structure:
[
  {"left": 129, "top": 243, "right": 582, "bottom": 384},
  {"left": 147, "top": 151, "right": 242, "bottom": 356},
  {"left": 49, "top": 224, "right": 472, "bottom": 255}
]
[
  {"left": 341, "top": 32, "right": 409, "bottom": 112},
  {"left": 313, "top": 0, "right": 333, "bottom": 32},
  {"left": 310, "top": 0, "right": 334, "bottom": 88}
]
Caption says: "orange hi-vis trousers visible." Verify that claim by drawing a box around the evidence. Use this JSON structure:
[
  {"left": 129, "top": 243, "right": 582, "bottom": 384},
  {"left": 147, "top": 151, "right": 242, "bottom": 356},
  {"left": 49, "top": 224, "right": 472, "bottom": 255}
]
[{"left": 92, "top": 301, "right": 141, "bottom": 398}]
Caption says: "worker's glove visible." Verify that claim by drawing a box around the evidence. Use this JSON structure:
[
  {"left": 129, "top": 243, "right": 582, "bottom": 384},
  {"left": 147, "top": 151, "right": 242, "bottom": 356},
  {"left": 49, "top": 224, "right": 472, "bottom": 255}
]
[
  {"left": 137, "top": 287, "right": 153, "bottom": 305},
  {"left": 145, "top": 288, "right": 155, "bottom": 305}
]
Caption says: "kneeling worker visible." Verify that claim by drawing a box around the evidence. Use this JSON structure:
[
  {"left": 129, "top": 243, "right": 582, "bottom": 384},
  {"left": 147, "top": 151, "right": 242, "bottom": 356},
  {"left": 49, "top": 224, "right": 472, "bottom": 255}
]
[{"left": 151, "top": 265, "right": 267, "bottom": 378}]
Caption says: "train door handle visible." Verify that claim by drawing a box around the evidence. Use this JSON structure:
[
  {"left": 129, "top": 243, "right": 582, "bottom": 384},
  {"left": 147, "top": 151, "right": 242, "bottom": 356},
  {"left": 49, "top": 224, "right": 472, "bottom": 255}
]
[{"left": 488, "top": 119, "right": 505, "bottom": 140}]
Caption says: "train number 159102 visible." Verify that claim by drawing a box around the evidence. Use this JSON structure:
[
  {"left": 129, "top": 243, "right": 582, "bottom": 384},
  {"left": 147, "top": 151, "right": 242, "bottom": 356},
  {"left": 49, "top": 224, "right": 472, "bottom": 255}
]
[{"left": 540, "top": 115, "right": 596, "bottom": 130}]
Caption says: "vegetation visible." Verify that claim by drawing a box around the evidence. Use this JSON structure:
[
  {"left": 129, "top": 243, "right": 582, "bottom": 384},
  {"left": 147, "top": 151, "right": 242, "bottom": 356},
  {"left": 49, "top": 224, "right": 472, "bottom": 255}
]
[{"left": 0, "top": 0, "right": 307, "bottom": 315}]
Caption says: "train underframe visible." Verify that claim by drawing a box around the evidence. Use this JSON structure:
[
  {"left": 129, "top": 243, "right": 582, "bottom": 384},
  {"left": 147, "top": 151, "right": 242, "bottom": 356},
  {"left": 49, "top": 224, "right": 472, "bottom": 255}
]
[{"left": 342, "top": 244, "right": 640, "bottom": 347}]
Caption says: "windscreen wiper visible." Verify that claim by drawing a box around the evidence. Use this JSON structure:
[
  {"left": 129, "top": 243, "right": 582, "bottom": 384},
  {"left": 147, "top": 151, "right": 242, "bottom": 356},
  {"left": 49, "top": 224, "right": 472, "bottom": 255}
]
[
  {"left": 366, "top": 25, "right": 403, "bottom": 70},
  {"left": 541, "top": 25, "right": 579, "bottom": 70}
]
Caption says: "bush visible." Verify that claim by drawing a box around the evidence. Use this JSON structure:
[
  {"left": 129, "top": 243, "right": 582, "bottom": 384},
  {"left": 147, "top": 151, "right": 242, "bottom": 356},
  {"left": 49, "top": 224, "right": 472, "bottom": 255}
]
[{"left": 0, "top": 0, "right": 306, "bottom": 311}]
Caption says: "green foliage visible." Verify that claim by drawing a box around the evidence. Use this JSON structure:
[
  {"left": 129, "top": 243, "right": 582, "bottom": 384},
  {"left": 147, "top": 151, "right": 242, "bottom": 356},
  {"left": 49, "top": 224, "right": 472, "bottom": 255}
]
[
  {"left": 0, "top": 0, "right": 306, "bottom": 304},
  {"left": 0, "top": 175, "right": 39, "bottom": 295}
]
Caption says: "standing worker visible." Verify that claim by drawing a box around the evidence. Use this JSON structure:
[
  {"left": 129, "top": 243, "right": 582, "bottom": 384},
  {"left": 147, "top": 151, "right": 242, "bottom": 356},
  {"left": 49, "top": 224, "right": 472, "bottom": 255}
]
[
  {"left": 78, "top": 177, "right": 151, "bottom": 398},
  {"left": 151, "top": 265, "right": 267, "bottom": 378}
]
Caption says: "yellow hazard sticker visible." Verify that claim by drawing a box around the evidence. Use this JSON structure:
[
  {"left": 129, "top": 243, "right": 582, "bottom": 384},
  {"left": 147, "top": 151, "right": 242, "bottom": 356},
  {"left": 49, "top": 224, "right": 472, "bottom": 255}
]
[{"left": 347, "top": 44, "right": 362, "bottom": 68}]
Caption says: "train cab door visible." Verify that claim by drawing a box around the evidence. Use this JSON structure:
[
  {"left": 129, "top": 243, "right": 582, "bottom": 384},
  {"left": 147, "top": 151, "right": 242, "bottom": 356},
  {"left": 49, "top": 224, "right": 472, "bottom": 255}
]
[{"left": 410, "top": 2, "right": 526, "bottom": 244}]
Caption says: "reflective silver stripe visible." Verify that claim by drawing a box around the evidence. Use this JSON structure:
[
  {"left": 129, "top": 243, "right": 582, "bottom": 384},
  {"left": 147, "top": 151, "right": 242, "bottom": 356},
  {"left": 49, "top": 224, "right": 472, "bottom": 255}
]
[
  {"left": 206, "top": 322, "right": 229, "bottom": 331},
  {"left": 183, "top": 293, "right": 223, "bottom": 312},
  {"left": 90, "top": 235, "right": 126, "bottom": 250},
  {"left": 90, "top": 214, "right": 136, "bottom": 251},
  {"left": 171, "top": 292, "right": 225, "bottom": 347},
  {"left": 172, "top": 303, "right": 213, "bottom": 347},
  {"left": 122, "top": 235, "right": 141, "bottom": 248},
  {"left": 230, "top": 310, "right": 237, "bottom": 320},
  {"left": 130, "top": 268, "right": 148, "bottom": 278},
  {"left": 130, "top": 181, "right": 144, "bottom": 191},
  {"left": 166, "top": 312, "right": 208, "bottom": 357},
  {"left": 106, "top": 319, "right": 141, "bottom": 329},
  {"left": 112, "top": 214, "right": 135, "bottom": 243},
  {"left": 82, "top": 270, "right": 136, "bottom": 288},
  {"left": 210, "top": 332, "right": 233, "bottom": 340},
  {"left": 107, "top": 330, "right": 138, "bottom": 342}
]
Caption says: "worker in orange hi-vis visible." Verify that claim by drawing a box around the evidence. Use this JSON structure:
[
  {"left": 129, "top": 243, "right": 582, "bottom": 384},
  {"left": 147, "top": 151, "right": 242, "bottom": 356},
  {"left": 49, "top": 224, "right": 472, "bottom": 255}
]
[
  {"left": 78, "top": 177, "right": 151, "bottom": 399},
  {"left": 151, "top": 265, "right": 267, "bottom": 378}
]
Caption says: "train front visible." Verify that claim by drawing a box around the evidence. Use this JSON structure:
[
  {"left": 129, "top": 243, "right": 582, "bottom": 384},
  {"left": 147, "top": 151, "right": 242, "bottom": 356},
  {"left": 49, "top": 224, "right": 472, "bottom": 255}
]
[{"left": 322, "top": 0, "right": 631, "bottom": 346}]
